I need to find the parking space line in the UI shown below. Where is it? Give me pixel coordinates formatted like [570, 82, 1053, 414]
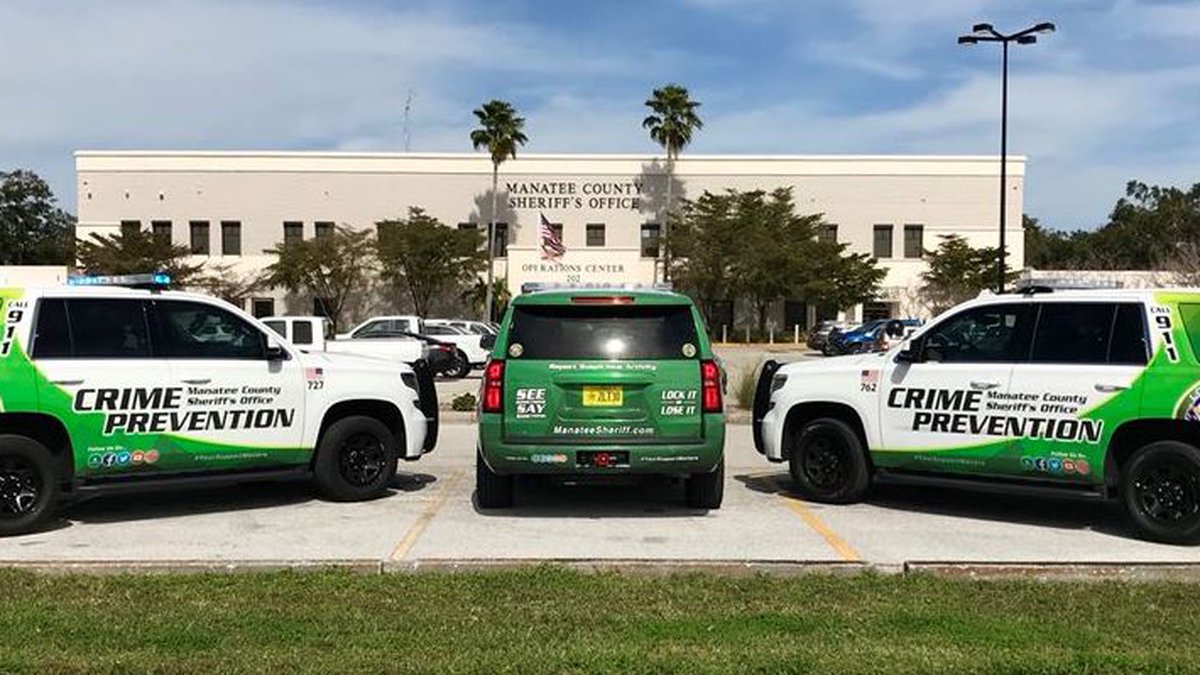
[779, 495, 862, 562]
[389, 469, 464, 562]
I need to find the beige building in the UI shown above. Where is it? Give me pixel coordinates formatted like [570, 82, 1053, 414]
[74, 151, 1025, 326]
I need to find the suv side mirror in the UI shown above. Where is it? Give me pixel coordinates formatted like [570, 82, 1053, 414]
[895, 337, 922, 364]
[266, 336, 288, 361]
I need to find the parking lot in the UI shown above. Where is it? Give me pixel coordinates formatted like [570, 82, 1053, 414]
[6, 421, 1200, 574]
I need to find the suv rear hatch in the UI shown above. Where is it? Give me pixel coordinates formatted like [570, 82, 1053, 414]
[502, 302, 705, 445]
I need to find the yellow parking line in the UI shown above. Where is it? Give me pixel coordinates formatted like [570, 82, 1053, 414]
[390, 469, 464, 562]
[780, 495, 862, 562]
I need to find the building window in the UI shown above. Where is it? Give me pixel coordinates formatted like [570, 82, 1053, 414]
[151, 220, 172, 244]
[251, 298, 275, 318]
[283, 221, 303, 244]
[640, 223, 661, 258]
[586, 223, 606, 247]
[873, 224, 893, 259]
[189, 221, 210, 255]
[904, 224, 924, 259]
[314, 221, 334, 240]
[120, 220, 141, 238]
[221, 221, 242, 256]
[818, 224, 838, 244]
[492, 223, 509, 258]
[457, 222, 478, 231]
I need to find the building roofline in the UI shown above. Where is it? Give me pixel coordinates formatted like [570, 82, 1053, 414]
[74, 150, 1028, 163]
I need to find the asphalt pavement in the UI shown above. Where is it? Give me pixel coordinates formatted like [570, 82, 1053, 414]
[6, 423, 1200, 576]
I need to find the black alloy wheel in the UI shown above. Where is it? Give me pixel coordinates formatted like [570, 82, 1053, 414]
[801, 430, 850, 490]
[788, 418, 870, 504]
[0, 456, 41, 520]
[1132, 459, 1200, 526]
[337, 432, 387, 488]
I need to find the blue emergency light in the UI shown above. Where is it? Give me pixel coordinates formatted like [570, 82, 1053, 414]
[67, 273, 173, 289]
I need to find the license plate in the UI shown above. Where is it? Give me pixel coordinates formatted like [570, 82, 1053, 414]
[582, 386, 623, 407]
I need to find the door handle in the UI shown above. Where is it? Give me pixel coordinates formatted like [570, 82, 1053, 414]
[181, 378, 212, 385]
[52, 379, 84, 386]
[970, 381, 1000, 390]
[1095, 383, 1129, 393]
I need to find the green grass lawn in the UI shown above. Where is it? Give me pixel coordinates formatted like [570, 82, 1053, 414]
[0, 567, 1196, 673]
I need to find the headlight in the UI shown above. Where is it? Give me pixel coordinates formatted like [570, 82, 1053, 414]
[770, 373, 788, 393]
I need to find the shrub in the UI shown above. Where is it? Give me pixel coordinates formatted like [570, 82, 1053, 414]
[451, 392, 477, 411]
[734, 366, 759, 409]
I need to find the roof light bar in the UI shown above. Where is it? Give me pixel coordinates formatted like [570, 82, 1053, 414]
[67, 273, 173, 288]
[520, 282, 673, 294]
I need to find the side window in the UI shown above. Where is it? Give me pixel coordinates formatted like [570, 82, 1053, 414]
[263, 320, 287, 340]
[153, 301, 266, 359]
[292, 321, 314, 345]
[31, 298, 72, 358]
[353, 320, 388, 338]
[921, 303, 1034, 363]
[66, 300, 151, 359]
[1030, 303, 1115, 365]
[1109, 303, 1149, 365]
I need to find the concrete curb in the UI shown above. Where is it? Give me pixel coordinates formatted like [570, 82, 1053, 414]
[8, 558, 1200, 580]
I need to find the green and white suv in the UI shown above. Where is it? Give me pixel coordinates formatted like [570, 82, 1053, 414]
[0, 279, 438, 535]
[755, 288, 1200, 544]
[477, 285, 726, 509]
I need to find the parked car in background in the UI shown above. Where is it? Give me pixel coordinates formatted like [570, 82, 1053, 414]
[421, 323, 494, 369]
[427, 318, 497, 336]
[262, 316, 429, 364]
[806, 320, 848, 352]
[337, 315, 423, 340]
[370, 330, 470, 379]
[823, 319, 922, 355]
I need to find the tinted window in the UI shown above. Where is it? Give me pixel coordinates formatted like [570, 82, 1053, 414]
[32, 299, 71, 358]
[263, 320, 287, 339]
[509, 304, 700, 360]
[1110, 303, 1149, 365]
[293, 321, 314, 345]
[67, 300, 151, 358]
[153, 301, 265, 359]
[922, 303, 1034, 363]
[354, 320, 390, 337]
[1031, 303, 1114, 365]
[425, 325, 455, 336]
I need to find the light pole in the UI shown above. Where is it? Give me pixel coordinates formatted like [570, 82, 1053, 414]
[959, 21, 1054, 293]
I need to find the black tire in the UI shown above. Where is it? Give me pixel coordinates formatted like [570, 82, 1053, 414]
[788, 418, 870, 504]
[476, 450, 513, 508]
[0, 435, 60, 537]
[450, 351, 471, 379]
[313, 416, 398, 501]
[685, 457, 725, 509]
[1121, 441, 1200, 545]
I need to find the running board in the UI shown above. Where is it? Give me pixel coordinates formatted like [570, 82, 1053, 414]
[874, 469, 1108, 500]
[73, 467, 310, 494]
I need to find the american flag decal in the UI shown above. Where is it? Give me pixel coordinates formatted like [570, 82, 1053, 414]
[861, 369, 878, 385]
[305, 367, 324, 381]
[539, 212, 566, 260]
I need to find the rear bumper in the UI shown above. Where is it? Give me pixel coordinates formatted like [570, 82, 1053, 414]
[478, 415, 725, 475]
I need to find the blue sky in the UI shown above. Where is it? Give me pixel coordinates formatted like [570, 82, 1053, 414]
[2, 0, 1198, 229]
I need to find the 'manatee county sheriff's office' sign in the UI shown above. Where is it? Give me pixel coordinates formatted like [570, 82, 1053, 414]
[507, 180, 646, 211]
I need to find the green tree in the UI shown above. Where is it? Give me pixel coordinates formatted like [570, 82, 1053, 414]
[470, 100, 528, 322]
[0, 170, 75, 265]
[261, 225, 374, 332]
[192, 262, 268, 308]
[920, 234, 1016, 313]
[376, 207, 487, 318]
[643, 84, 703, 279]
[75, 228, 203, 284]
[668, 187, 883, 332]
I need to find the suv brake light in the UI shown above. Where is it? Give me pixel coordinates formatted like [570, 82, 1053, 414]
[571, 296, 635, 305]
[482, 359, 505, 413]
[701, 360, 722, 413]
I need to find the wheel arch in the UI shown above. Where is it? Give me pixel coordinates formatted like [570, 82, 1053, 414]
[782, 401, 871, 466]
[0, 413, 74, 487]
[316, 400, 406, 465]
[1105, 418, 1200, 493]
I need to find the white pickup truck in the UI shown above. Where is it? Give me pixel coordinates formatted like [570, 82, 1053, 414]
[262, 316, 429, 365]
[341, 315, 493, 369]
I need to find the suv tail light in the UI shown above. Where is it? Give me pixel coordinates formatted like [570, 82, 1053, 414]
[701, 360, 723, 413]
[482, 359, 505, 413]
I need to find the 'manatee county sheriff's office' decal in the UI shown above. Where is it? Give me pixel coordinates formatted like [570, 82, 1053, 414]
[887, 387, 1104, 444]
[73, 386, 296, 435]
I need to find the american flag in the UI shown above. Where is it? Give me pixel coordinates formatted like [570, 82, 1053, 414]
[539, 212, 566, 260]
[305, 367, 324, 381]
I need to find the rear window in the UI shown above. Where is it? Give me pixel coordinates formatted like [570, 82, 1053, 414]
[508, 304, 699, 360]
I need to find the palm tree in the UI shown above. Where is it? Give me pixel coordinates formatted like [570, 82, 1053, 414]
[470, 99, 528, 321]
[643, 84, 703, 282]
